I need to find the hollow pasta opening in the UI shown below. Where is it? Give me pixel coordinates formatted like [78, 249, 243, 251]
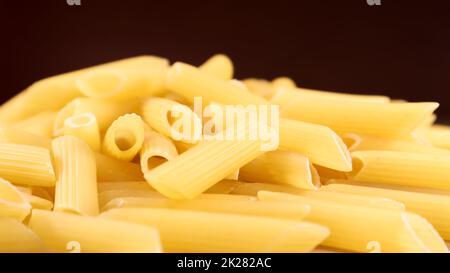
[114, 130, 136, 151]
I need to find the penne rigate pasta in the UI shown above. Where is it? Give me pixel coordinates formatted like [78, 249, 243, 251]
[279, 118, 352, 171]
[258, 191, 448, 253]
[101, 194, 311, 221]
[52, 136, 98, 216]
[199, 54, 233, 80]
[145, 123, 266, 199]
[54, 97, 140, 136]
[140, 130, 178, 173]
[0, 218, 45, 253]
[0, 178, 31, 221]
[141, 97, 201, 144]
[102, 113, 145, 161]
[349, 150, 450, 191]
[29, 209, 162, 253]
[101, 208, 329, 253]
[166, 62, 269, 105]
[341, 133, 450, 155]
[239, 151, 320, 190]
[75, 58, 168, 100]
[0, 56, 167, 124]
[0, 143, 55, 186]
[230, 182, 405, 211]
[63, 113, 101, 152]
[273, 88, 438, 138]
[321, 183, 450, 240]
[15, 111, 56, 138]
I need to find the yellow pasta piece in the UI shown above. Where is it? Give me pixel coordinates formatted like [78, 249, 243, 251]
[275, 86, 390, 103]
[75, 58, 168, 100]
[419, 125, 450, 150]
[0, 178, 31, 221]
[349, 150, 450, 191]
[63, 113, 101, 152]
[0, 218, 45, 253]
[225, 169, 240, 180]
[341, 133, 450, 155]
[141, 98, 201, 144]
[166, 62, 269, 105]
[0, 126, 51, 149]
[0, 56, 167, 123]
[242, 78, 275, 99]
[279, 118, 352, 171]
[314, 165, 348, 182]
[97, 181, 153, 192]
[272, 77, 296, 89]
[140, 130, 178, 173]
[52, 136, 98, 216]
[230, 182, 405, 211]
[321, 183, 450, 240]
[145, 124, 266, 199]
[98, 189, 159, 208]
[23, 193, 54, 210]
[101, 195, 311, 221]
[273, 88, 438, 138]
[95, 153, 144, 181]
[29, 209, 161, 253]
[102, 114, 145, 161]
[54, 97, 140, 136]
[15, 111, 56, 137]
[258, 191, 448, 253]
[239, 150, 320, 190]
[203, 179, 244, 194]
[0, 143, 55, 186]
[198, 54, 233, 80]
[101, 208, 329, 253]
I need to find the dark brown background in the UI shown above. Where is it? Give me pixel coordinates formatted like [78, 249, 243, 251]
[1, 0, 449, 121]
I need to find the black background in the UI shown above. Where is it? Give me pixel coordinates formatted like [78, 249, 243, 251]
[1, 0, 449, 121]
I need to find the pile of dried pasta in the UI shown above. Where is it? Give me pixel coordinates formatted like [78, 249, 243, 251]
[0, 54, 449, 253]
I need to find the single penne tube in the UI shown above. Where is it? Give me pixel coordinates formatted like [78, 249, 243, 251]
[349, 150, 450, 191]
[275, 86, 390, 103]
[141, 98, 201, 144]
[198, 54, 233, 80]
[230, 182, 405, 211]
[271, 77, 296, 89]
[321, 183, 450, 240]
[52, 136, 98, 216]
[273, 88, 438, 138]
[63, 113, 101, 152]
[0, 56, 167, 123]
[140, 130, 178, 173]
[0, 218, 45, 253]
[166, 62, 269, 105]
[102, 113, 145, 161]
[144, 123, 266, 199]
[239, 150, 320, 190]
[258, 191, 448, 253]
[341, 133, 450, 155]
[0, 143, 55, 186]
[95, 153, 144, 181]
[0, 178, 31, 221]
[29, 209, 162, 253]
[15, 111, 56, 138]
[242, 78, 275, 99]
[75, 57, 169, 100]
[279, 118, 352, 171]
[101, 195, 310, 221]
[0, 126, 52, 149]
[53, 97, 140, 136]
[101, 208, 329, 253]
